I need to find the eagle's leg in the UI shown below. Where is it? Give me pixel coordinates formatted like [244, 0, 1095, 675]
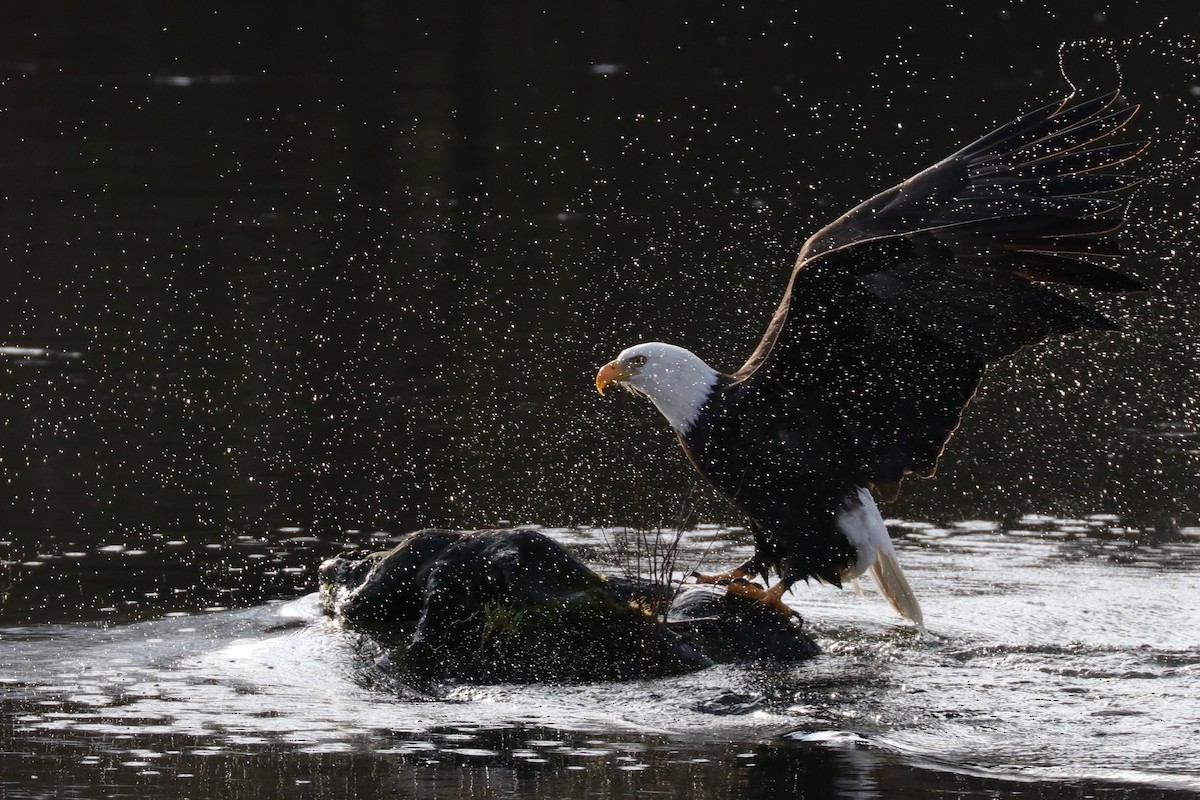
[723, 578, 800, 620]
[688, 565, 753, 585]
[689, 554, 766, 586]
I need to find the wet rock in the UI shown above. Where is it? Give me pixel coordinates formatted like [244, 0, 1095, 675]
[663, 583, 822, 663]
[319, 528, 819, 687]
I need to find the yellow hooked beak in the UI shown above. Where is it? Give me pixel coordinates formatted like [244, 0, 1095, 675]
[595, 359, 634, 396]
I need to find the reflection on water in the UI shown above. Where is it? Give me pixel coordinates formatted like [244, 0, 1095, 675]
[3, 520, 1199, 798]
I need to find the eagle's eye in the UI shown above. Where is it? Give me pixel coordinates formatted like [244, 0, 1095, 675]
[628, 355, 647, 369]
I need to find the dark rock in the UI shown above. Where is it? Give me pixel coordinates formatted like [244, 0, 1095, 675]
[663, 583, 822, 663]
[319, 528, 819, 686]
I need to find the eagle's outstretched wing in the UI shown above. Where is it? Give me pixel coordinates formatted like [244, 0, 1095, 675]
[733, 91, 1147, 500]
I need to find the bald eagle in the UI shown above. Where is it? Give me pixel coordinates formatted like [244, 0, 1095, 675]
[596, 91, 1146, 627]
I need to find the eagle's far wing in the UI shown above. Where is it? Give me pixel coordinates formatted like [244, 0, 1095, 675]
[732, 91, 1147, 500]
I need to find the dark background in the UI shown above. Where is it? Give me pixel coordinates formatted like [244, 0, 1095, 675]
[1, 3, 1198, 620]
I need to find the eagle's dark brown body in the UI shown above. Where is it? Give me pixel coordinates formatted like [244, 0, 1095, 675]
[599, 91, 1147, 607]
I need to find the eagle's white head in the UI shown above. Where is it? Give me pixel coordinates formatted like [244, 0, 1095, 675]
[595, 342, 719, 435]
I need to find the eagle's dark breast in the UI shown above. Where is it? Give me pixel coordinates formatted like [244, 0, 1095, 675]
[678, 377, 861, 586]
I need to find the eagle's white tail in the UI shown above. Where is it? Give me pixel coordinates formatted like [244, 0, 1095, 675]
[838, 487, 925, 630]
[868, 543, 924, 629]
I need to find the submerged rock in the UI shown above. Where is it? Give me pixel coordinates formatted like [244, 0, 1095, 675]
[319, 528, 818, 686]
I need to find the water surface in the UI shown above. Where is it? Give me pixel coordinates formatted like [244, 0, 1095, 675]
[4, 517, 1199, 798]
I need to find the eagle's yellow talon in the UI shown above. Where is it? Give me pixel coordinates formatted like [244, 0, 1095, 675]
[722, 579, 799, 620]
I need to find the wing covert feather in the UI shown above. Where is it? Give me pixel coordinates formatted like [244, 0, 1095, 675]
[731, 92, 1145, 498]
